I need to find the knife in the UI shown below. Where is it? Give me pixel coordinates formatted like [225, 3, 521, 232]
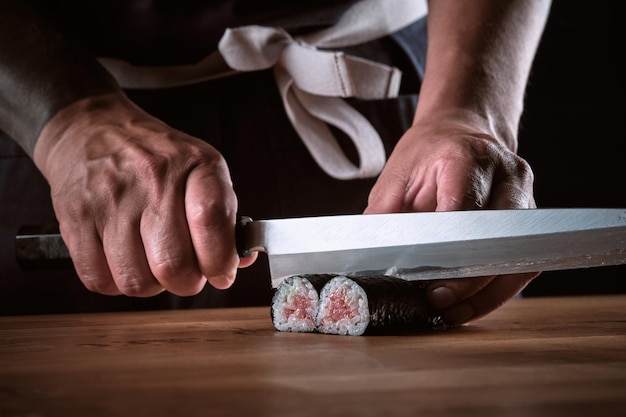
[16, 208, 626, 288]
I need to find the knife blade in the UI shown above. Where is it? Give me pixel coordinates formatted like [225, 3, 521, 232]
[16, 208, 626, 288]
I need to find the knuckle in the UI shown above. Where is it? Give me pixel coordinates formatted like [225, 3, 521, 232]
[150, 252, 206, 296]
[76, 267, 119, 295]
[151, 253, 188, 281]
[502, 150, 535, 184]
[109, 260, 161, 297]
[187, 197, 233, 228]
[65, 242, 119, 295]
[116, 278, 152, 297]
[516, 159, 535, 185]
[151, 255, 185, 280]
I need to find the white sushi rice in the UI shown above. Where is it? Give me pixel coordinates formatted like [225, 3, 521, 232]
[316, 276, 370, 336]
[271, 276, 320, 332]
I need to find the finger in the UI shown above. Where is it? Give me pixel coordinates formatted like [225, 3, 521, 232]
[484, 151, 536, 209]
[365, 166, 439, 213]
[61, 222, 121, 296]
[488, 172, 536, 209]
[104, 220, 164, 297]
[141, 191, 207, 296]
[427, 276, 496, 310]
[435, 162, 494, 212]
[409, 174, 438, 212]
[489, 185, 536, 209]
[185, 165, 239, 290]
[238, 252, 258, 269]
[440, 272, 539, 325]
[489, 182, 537, 209]
[365, 170, 412, 214]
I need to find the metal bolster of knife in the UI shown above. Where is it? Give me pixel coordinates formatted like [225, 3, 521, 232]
[236, 216, 266, 258]
[236, 216, 254, 258]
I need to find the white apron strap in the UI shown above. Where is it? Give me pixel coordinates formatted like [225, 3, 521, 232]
[98, 0, 428, 180]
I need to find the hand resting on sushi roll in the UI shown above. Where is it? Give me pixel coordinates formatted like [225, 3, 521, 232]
[365, 0, 549, 325]
[365, 116, 540, 326]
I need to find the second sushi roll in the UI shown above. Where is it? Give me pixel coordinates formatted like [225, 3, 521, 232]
[315, 275, 446, 336]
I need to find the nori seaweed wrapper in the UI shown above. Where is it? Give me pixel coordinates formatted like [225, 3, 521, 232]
[339, 275, 447, 335]
[296, 274, 337, 293]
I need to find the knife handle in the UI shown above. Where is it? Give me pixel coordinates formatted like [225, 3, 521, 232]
[16, 217, 254, 270]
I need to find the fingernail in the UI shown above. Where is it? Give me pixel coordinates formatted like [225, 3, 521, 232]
[208, 274, 236, 290]
[428, 286, 457, 310]
[443, 303, 475, 325]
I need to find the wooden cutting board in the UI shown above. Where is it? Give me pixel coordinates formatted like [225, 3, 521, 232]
[1, 294, 625, 416]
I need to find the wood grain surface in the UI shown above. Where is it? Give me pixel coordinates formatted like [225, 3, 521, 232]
[1, 295, 625, 417]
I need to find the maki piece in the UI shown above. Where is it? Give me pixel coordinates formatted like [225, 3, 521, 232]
[271, 274, 335, 332]
[315, 275, 445, 336]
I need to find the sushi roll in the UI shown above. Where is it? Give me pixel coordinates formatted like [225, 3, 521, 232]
[315, 275, 445, 336]
[271, 274, 335, 333]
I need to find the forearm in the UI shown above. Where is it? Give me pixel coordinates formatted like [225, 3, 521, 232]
[416, 0, 551, 151]
[0, 0, 121, 157]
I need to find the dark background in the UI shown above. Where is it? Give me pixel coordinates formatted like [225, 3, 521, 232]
[519, 1, 626, 295]
[1, 1, 624, 315]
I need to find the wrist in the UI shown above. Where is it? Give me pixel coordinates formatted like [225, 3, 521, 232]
[33, 92, 137, 176]
[412, 105, 520, 153]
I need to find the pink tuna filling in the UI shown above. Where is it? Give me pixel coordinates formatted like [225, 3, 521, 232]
[283, 294, 313, 322]
[323, 290, 357, 323]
